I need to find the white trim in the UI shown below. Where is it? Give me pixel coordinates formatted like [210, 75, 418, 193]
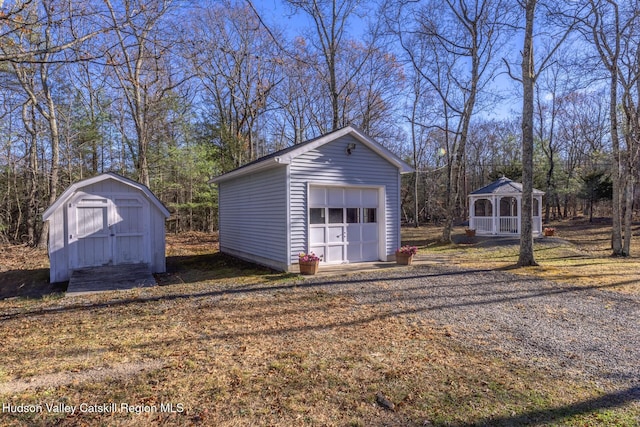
[279, 127, 413, 173]
[208, 157, 284, 184]
[307, 183, 386, 264]
[469, 192, 544, 236]
[376, 184, 388, 262]
[210, 126, 414, 184]
[67, 191, 152, 269]
[285, 164, 292, 269]
[43, 172, 169, 221]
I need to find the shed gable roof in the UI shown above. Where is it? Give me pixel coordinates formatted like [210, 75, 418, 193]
[209, 126, 413, 184]
[43, 172, 170, 221]
[470, 177, 544, 196]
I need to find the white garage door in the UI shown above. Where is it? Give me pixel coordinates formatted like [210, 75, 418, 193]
[308, 186, 380, 263]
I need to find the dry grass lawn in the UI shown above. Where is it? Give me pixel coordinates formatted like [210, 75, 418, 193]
[406, 218, 640, 295]
[0, 222, 638, 426]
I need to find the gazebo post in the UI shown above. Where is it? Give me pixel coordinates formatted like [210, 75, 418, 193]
[517, 195, 522, 235]
[468, 195, 474, 230]
[492, 195, 497, 235]
[536, 194, 542, 235]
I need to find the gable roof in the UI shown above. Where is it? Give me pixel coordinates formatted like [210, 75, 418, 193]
[470, 177, 544, 196]
[209, 126, 414, 184]
[43, 172, 170, 221]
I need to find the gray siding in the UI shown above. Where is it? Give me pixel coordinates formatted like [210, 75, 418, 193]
[49, 207, 68, 283]
[47, 176, 167, 282]
[149, 204, 166, 274]
[218, 166, 288, 269]
[85, 179, 166, 273]
[289, 134, 400, 264]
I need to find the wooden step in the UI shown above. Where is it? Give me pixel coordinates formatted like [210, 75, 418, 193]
[66, 263, 156, 296]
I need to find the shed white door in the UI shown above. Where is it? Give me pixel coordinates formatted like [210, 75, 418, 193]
[71, 198, 111, 268]
[309, 186, 380, 263]
[69, 195, 148, 269]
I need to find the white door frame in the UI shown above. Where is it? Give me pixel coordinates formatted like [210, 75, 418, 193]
[307, 183, 386, 264]
[68, 191, 150, 269]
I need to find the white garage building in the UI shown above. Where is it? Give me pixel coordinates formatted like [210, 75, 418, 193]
[210, 126, 414, 271]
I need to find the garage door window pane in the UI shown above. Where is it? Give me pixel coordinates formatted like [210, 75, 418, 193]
[363, 208, 376, 223]
[329, 208, 344, 223]
[310, 208, 325, 224]
[346, 208, 359, 223]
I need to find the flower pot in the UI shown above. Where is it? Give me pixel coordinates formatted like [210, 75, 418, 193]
[299, 260, 319, 275]
[465, 229, 476, 237]
[544, 229, 555, 237]
[395, 252, 413, 265]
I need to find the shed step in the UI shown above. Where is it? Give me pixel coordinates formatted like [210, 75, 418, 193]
[66, 263, 156, 296]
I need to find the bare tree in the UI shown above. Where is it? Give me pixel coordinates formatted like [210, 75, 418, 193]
[517, 0, 538, 266]
[0, 0, 106, 64]
[507, 0, 580, 266]
[0, 0, 73, 247]
[284, 0, 377, 131]
[103, 0, 180, 187]
[556, 90, 609, 218]
[391, 0, 509, 242]
[617, 2, 640, 255]
[186, 1, 282, 165]
[534, 56, 585, 222]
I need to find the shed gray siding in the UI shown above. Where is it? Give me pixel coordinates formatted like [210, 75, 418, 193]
[48, 207, 68, 283]
[289, 134, 400, 265]
[218, 166, 288, 270]
[44, 174, 168, 283]
[80, 180, 166, 274]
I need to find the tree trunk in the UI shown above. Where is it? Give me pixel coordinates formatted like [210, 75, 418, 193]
[610, 69, 624, 255]
[518, 0, 538, 267]
[411, 83, 420, 227]
[623, 177, 633, 255]
[23, 102, 39, 246]
[37, 60, 60, 249]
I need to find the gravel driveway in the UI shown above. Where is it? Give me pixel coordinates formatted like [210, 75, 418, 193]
[301, 264, 640, 392]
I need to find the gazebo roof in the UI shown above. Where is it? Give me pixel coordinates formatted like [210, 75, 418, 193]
[470, 177, 544, 196]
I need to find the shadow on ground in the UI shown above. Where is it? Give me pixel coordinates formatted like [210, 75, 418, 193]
[0, 252, 290, 300]
[451, 385, 640, 427]
[157, 252, 293, 286]
[0, 268, 66, 300]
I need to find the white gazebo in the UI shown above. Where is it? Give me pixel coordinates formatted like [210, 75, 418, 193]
[468, 177, 544, 236]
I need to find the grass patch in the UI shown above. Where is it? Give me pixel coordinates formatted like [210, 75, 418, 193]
[1, 285, 637, 426]
[0, 225, 638, 425]
[409, 220, 640, 295]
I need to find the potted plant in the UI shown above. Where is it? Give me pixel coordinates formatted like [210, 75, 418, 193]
[395, 245, 418, 265]
[299, 252, 320, 275]
[465, 228, 476, 237]
[543, 227, 556, 237]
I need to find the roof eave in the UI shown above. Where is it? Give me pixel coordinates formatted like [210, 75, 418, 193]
[208, 157, 288, 184]
[209, 126, 414, 182]
[43, 172, 170, 221]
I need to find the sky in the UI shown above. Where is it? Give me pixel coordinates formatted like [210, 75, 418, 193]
[247, 0, 523, 120]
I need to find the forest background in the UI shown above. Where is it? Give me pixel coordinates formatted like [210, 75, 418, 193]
[0, 0, 638, 257]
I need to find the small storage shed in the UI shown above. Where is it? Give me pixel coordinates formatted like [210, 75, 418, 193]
[209, 126, 414, 271]
[43, 172, 170, 283]
[468, 176, 544, 236]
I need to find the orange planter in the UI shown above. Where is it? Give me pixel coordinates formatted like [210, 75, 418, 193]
[299, 260, 319, 275]
[395, 252, 413, 265]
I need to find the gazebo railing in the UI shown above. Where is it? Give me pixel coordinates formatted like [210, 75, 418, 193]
[474, 217, 493, 234]
[499, 217, 518, 234]
[472, 215, 543, 235]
